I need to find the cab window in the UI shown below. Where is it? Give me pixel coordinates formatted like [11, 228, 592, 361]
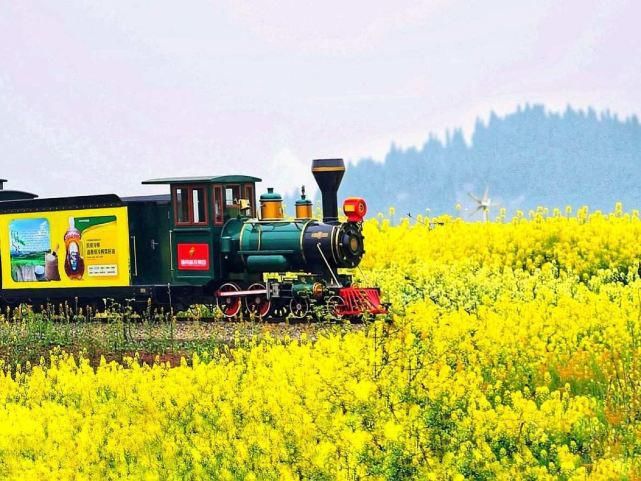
[225, 185, 241, 206]
[243, 183, 256, 217]
[172, 185, 208, 226]
[213, 185, 224, 225]
[192, 188, 206, 223]
[175, 188, 189, 223]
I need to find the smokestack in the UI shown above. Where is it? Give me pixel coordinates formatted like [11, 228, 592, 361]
[0, 179, 6, 191]
[312, 158, 345, 223]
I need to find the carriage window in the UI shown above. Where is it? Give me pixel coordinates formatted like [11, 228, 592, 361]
[175, 188, 189, 223]
[192, 188, 206, 224]
[213, 185, 224, 225]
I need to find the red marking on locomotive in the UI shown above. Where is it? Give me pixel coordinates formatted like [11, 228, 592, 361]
[177, 243, 210, 270]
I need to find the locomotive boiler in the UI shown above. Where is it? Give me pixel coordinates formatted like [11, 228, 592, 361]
[223, 160, 364, 275]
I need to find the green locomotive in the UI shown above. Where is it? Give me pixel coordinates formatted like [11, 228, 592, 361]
[0, 159, 385, 319]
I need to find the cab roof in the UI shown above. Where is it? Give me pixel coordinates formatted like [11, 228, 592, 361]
[142, 175, 261, 185]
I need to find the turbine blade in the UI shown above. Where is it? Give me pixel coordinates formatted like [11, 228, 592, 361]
[468, 206, 482, 218]
[467, 192, 481, 203]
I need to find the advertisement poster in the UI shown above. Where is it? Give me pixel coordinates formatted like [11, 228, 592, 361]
[1, 207, 130, 289]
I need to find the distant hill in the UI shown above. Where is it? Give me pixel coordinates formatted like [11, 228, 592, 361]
[335, 105, 641, 217]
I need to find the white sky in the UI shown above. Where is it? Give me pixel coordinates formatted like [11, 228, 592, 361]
[1, 0, 639, 198]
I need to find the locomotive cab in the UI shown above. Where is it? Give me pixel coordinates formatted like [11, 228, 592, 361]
[142, 175, 261, 288]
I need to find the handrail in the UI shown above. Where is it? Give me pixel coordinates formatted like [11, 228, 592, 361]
[316, 242, 341, 287]
[131, 235, 138, 276]
[169, 230, 174, 271]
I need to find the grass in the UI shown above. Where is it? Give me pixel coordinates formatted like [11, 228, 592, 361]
[0, 303, 360, 370]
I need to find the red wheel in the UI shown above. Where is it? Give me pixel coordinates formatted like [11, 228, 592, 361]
[245, 283, 271, 318]
[216, 283, 242, 318]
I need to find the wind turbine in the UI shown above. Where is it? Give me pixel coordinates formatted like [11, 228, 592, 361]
[467, 186, 500, 222]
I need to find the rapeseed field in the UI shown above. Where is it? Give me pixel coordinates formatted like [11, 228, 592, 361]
[1, 207, 641, 480]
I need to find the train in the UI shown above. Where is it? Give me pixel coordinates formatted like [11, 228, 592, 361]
[0, 159, 386, 319]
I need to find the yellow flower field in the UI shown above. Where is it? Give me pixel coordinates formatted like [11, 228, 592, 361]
[2, 207, 641, 480]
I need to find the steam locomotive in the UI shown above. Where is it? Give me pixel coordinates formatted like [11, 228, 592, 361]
[0, 159, 386, 319]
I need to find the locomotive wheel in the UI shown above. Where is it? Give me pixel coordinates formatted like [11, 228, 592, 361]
[289, 298, 309, 319]
[326, 295, 347, 319]
[245, 283, 271, 318]
[216, 283, 242, 319]
[271, 302, 289, 319]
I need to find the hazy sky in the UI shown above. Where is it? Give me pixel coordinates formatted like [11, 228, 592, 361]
[1, 1, 639, 198]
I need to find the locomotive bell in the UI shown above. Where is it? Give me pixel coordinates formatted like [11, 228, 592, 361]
[311, 158, 345, 224]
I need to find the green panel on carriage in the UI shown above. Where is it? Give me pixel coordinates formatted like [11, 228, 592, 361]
[125, 196, 171, 285]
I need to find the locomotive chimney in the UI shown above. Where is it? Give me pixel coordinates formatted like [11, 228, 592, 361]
[0, 179, 6, 191]
[311, 158, 345, 224]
